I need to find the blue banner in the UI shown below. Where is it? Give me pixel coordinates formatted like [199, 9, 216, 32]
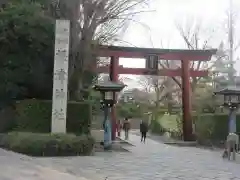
[103, 107, 112, 149]
[229, 109, 236, 133]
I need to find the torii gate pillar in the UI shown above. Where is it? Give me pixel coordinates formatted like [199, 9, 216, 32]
[110, 56, 119, 141]
[181, 60, 193, 141]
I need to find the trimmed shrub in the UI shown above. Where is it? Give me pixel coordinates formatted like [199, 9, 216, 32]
[116, 103, 144, 118]
[150, 119, 166, 135]
[14, 99, 92, 134]
[194, 114, 229, 142]
[152, 113, 237, 144]
[0, 132, 94, 156]
[0, 106, 16, 133]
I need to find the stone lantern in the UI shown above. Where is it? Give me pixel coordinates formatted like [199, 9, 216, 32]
[93, 81, 126, 149]
[214, 87, 240, 133]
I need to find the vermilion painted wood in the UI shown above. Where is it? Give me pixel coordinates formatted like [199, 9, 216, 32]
[97, 66, 208, 77]
[109, 56, 119, 141]
[96, 45, 217, 141]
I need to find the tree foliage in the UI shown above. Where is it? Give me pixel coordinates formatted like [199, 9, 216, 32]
[0, 1, 55, 107]
[138, 75, 179, 119]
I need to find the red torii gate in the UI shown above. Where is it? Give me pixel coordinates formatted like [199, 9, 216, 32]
[96, 45, 217, 141]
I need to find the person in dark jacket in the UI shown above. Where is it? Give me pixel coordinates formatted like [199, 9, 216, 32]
[140, 120, 148, 143]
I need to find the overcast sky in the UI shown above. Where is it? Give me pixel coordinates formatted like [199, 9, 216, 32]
[115, 0, 240, 89]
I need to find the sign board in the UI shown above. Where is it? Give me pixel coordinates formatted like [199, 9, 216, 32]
[229, 110, 236, 133]
[145, 54, 158, 70]
[51, 20, 70, 133]
[104, 108, 112, 149]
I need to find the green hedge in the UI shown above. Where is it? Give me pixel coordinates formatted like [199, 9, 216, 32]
[194, 114, 228, 141]
[0, 132, 94, 156]
[150, 119, 165, 135]
[116, 103, 144, 118]
[13, 99, 92, 134]
[193, 114, 240, 142]
[0, 106, 16, 133]
[151, 113, 240, 143]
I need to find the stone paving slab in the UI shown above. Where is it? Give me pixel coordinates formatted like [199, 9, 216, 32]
[35, 133, 240, 180]
[0, 148, 90, 180]
[2, 132, 240, 180]
[131, 130, 198, 146]
[1, 163, 89, 180]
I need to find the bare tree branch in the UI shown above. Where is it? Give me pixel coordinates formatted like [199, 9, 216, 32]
[63, 0, 151, 99]
[175, 19, 216, 93]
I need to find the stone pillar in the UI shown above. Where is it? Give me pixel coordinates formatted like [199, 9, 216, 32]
[51, 20, 70, 133]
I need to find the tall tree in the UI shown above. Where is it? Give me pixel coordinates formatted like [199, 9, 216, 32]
[174, 19, 216, 93]
[228, 0, 235, 83]
[0, 1, 55, 107]
[212, 0, 240, 88]
[7, 0, 150, 100]
[48, 0, 150, 100]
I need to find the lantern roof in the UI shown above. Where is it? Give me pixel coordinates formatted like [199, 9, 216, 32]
[214, 86, 240, 95]
[93, 81, 126, 92]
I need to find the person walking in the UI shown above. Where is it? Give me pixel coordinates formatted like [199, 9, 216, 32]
[117, 120, 122, 137]
[123, 118, 130, 140]
[140, 120, 148, 143]
[223, 132, 239, 161]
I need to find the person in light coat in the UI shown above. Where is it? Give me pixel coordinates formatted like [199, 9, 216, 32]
[223, 133, 239, 161]
[123, 118, 130, 140]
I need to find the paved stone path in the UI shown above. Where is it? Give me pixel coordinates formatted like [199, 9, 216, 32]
[0, 148, 89, 180]
[34, 133, 240, 180]
[1, 132, 240, 179]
